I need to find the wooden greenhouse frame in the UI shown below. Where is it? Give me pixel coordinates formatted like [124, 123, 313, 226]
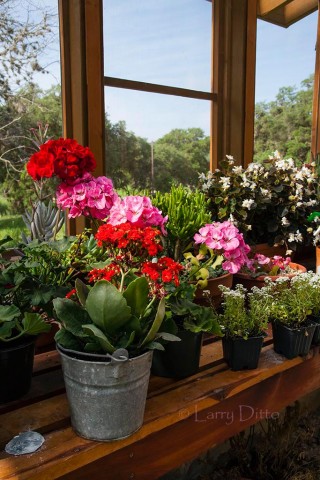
[2, 2, 320, 479]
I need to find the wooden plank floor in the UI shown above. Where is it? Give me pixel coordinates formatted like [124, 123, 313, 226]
[1, 333, 319, 480]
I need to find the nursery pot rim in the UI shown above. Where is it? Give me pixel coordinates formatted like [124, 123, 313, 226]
[234, 262, 306, 282]
[272, 319, 316, 332]
[0, 335, 36, 352]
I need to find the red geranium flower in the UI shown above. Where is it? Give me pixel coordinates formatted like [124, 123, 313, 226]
[26, 138, 96, 183]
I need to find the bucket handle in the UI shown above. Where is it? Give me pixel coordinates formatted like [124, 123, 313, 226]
[57, 344, 129, 363]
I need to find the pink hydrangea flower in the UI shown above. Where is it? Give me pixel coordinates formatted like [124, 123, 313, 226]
[108, 195, 168, 234]
[194, 221, 251, 273]
[56, 174, 118, 219]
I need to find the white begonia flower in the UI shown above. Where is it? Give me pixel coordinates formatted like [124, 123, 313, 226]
[219, 176, 231, 191]
[246, 225, 252, 230]
[228, 214, 238, 226]
[296, 201, 303, 207]
[242, 199, 254, 210]
[295, 230, 303, 243]
[288, 233, 295, 243]
[313, 226, 320, 246]
[198, 172, 206, 181]
[226, 155, 234, 164]
[286, 249, 293, 256]
[281, 217, 290, 226]
[232, 165, 243, 174]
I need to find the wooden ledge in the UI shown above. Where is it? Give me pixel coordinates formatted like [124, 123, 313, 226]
[0, 338, 319, 480]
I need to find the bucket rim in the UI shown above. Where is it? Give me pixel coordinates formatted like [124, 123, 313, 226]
[56, 343, 152, 365]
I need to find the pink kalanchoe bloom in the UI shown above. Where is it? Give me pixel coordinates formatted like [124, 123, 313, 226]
[56, 174, 118, 219]
[108, 195, 168, 234]
[254, 253, 270, 265]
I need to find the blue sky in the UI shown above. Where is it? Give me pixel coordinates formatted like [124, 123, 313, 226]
[31, 1, 318, 141]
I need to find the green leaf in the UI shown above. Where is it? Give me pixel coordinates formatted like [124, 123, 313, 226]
[0, 320, 16, 340]
[155, 332, 181, 342]
[55, 328, 83, 351]
[85, 280, 131, 334]
[53, 297, 91, 338]
[0, 305, 21, 322]
[83, 324, 116, 354]
[123, 277, 149, 318]
[22, 312, 51, 335]
[75, 278, 89, 306]
[140, 297, 166, 347]
[147, 341, 165, 351]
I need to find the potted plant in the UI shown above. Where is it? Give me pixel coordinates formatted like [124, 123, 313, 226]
[184, 220, 251, 307]
[150, 280, 222, 379]
[214, 284, 271, 370]
[152, 184, 211, 261]
[0, 304, 50, 403]
[266, 273, 316, 359]
[54, 215, 183, 441]
[199, 152, 319, 253]
[233, 253, 307, 290]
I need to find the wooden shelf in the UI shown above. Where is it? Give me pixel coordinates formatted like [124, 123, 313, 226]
[0, 335, 319, 479]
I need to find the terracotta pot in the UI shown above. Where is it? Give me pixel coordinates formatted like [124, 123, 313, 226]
[250, 242, 286, 257]
[316, 246, 320, 274]
[233, 262, 307, 290]
[35, 323, 59, 353]
[194, 273, 233, 308]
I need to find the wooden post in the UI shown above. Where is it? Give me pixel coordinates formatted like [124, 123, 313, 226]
[211, 0, 257, 169]
[58, 0, 105, 234]
[311, 1, 320, 161]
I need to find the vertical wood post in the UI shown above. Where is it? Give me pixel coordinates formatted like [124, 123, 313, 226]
[211, 0, 257, 169]
[58, 0, 105, 234]
[311, 1, 320, 160]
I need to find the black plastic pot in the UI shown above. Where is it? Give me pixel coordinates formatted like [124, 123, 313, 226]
[272, 321, 316, 359]
[222, 335, 264, 371]
[311, 316, 320, 346]
[151, 330, 203, 379]
[0, 337, 35, 403]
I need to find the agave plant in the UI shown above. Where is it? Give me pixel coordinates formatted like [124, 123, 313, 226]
[22, 200, 64, 243]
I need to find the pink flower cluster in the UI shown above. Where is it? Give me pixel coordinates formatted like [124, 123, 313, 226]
[246, 254, 291, 273]
[56, 173, 118, 219]
[194, 221, 251, 274]
[108, 195, 168, 234]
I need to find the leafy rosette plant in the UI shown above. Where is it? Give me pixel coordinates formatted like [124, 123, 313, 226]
[184, 220, 251, 288]
[54, 277, 169, 356]
[0, 305, 50, 342]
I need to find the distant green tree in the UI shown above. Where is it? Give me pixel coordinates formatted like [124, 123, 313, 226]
[105, 118, 151, 190]
[153, 128, 210, 191]
[254, 74, 313, 164]
[0, 85, 62, 212]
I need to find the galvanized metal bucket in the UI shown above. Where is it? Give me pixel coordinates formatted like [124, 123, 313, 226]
[57, 345, 153, 441]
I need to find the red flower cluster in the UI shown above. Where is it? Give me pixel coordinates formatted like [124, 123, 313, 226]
[88, 264, 121, 283]
[95, 222, 163, 258]
[141, 257, 183, 287]
[27, 138, 96, 183]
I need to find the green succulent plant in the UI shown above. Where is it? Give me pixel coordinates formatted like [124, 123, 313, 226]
[152, 185, 211, 261]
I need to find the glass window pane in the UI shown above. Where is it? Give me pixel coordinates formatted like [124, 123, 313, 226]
[103, 0, 212, 92]
[105, 87, 210, 191]
[254, 13, 317, 163]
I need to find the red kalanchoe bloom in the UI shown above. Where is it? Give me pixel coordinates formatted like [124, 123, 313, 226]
[65, 288, 77, 299]
[26, 138, 96, 183]
[88, 264, 121, 283]
[142, 257, 183, 287]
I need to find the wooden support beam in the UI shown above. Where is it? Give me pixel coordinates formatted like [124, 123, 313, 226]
[58, 0, 105, 234]
[211, 0, 257, 169]
[258, 0, 317, 27]
[258, 0, 292, 16]
[311, 1, 320, 160]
